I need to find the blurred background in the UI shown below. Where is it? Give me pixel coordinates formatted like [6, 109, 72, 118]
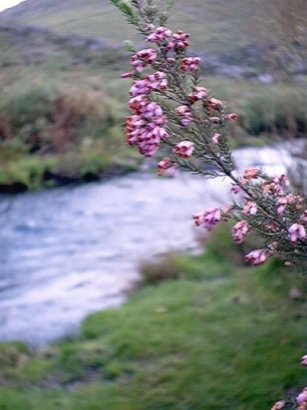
[0, 1, 306, 409]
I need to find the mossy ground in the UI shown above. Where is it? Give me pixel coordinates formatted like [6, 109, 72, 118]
[0, 226, 306, 409]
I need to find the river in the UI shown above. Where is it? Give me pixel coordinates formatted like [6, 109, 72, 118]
[0, 144, 294, 346]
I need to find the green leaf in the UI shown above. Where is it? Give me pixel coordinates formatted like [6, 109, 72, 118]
[166, 0, 175, 11]
[110, 0, 121, 8]
[112, 0, 139, 25]
[123, 40, 137, 53]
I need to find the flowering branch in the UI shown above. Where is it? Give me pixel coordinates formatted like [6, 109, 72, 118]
[112, 2, 307, 407]
[116, 0, 307, 271]
[114, 0, 307, 272]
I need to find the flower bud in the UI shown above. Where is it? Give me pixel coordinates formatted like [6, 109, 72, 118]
[173, 141, 194, 158]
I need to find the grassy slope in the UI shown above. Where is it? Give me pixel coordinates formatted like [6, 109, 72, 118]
[0, 27, 139, 191]
[0, 227, 306, 409]
[2, 0, 264, 56]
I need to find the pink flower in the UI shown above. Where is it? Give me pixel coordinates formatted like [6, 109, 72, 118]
[172, 30, 189, 51]
[146, 26, 172, 44]
[245, 249, 267, 266]
[130, 79, 150, 97]
[176, 105, 193, 127]
[276, 197, 287, 216]
[180, 57, 201, 73]
[288, 223, 306, 243]
[131, 48, 157, 72]
[243, 201, 257, 215]
[208, 98, 223, 110]
[263, 181, 284, 197]
[231, 184, 241, 194]
[188, 87, 207, 103]
[142, 102, 164, 122]
[300, 211, 307, 223]
[271, 400, 285, 410]
[125, 94, 168, 158]
[157, 158, 175, 176]
[297, 388, 307, 405]
[224, 113, 238, 121]
[193, 208, 221, 231]
[145, 71, 168, 92]
[232, 221, 249, 244]
[210, 116, 221, 124]
[274, 174, 290, 187]
[173, 141, 194, 158]
[266, 223, 279, 233]
[301, 355, 307, 367]
[128, 95, 149, 114]
[130, 72, 168, 97]
[125, 115, 165, 157]
[167, 57, 175, 65]
[211, 133, 221, 144]
[286, 193, 302, 205]
[242, 168, 260, 183]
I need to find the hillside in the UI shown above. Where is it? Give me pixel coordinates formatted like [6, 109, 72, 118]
[0, 0, 306, 192]
[0, 0, 264, 57]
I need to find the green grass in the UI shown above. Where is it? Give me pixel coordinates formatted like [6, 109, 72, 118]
[0, 226, 306, 409]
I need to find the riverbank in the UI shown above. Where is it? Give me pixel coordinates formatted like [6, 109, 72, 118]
[1, 226, 306, 409]
[0, 84, 142, 193]
[0, 144, 140, 193]
[0, 45, 306, 193]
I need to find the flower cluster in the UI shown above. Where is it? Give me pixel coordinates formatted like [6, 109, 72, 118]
[129, 71, 168, 97]
[194, 167, 307, 266]
[245, 249, 267, 266]
[123, 48, 169, 157]
[130, 48, 157, 72]
[289, 223, 306, 243]
[176, 105, 193, 127]
[125, 97, 168, 157]
[157, 157, 175, 176]
[173, 141, 194, 158]
[232, 221, 249, 244]
[147, 26, 189, 51]
[188, 87, 208, 103]
[193, 208, 221, 231]
[181, 57, 201, 73]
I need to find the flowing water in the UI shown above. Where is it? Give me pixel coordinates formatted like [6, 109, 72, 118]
[0, 145, 293, 346]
